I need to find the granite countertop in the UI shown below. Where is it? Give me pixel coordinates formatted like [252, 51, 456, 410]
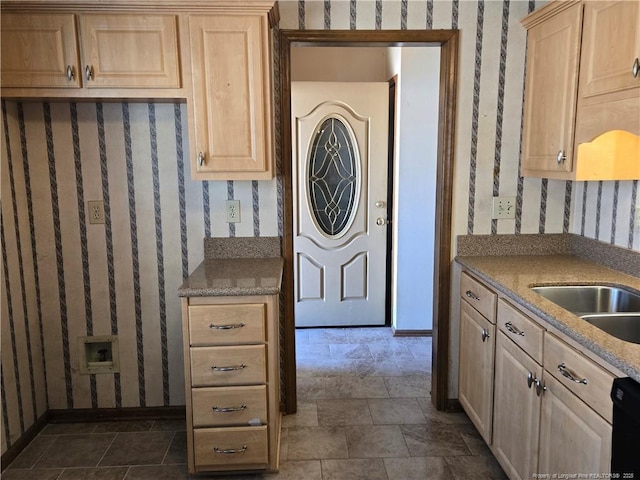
[178, 257, 284, 297]
[456, 254, 640, 382]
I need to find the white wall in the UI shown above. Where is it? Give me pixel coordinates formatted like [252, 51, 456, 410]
[392, 48, 441, 332]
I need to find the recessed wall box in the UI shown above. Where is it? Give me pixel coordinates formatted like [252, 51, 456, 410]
[78, 335, 120, 375]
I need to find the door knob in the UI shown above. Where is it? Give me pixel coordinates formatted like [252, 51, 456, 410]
[376, 217, 387, 226]
[375, 201, 386, 208]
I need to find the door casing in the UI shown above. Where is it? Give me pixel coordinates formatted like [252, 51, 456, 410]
[279, 29, 460, 413]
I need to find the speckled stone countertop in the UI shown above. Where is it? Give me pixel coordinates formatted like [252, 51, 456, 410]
[456, 254, 640, 382]
[178, 257, 283, 297]
[178, 237, 283, 297]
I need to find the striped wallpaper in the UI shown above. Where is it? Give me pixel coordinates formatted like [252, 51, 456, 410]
[1, 0, 638, 454]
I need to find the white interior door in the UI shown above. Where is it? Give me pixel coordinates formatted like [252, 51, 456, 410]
[292, 82, 389, 327]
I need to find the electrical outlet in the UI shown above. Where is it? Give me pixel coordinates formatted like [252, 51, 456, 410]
[88, 200, 105, 224]
[226, 200, 240, 223]
[492, 196, 516, 220]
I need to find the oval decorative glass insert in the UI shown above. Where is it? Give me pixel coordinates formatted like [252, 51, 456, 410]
[307, 117, 359, 236]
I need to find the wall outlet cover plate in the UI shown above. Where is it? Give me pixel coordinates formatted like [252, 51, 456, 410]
[492, 196, 516, 220]
[226, 200, 241, 223]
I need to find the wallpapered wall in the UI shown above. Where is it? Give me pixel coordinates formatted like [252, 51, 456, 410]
[2, 0, 638, 454]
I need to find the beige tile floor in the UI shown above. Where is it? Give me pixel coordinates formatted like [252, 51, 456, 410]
[3, 327, 507, 479]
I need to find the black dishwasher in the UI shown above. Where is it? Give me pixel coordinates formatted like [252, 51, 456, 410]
[611, 377, 640, 476]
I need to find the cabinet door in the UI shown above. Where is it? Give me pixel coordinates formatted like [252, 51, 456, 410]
[492, 331, 541, 480]
[1, 13, 80, 88]
[579, 1, 640, 98]
[538, 373, 612, 476]
[188, 15, 273, 180]
[78, 14, 180, 88]
[521, 3, 583, 178]
[458, 301, 495, 445]
[575, 1, 640, 145]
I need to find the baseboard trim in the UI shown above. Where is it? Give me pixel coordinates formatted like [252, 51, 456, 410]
[1, 410, 50, 472]
[48, 405, 186, 423]
[391, 328, 433, 337]
[446, 399, 463, 412]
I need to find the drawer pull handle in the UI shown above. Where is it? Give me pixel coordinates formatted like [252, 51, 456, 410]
[212, 405, 247, 413]
[481, 328, 490, 343]
[209, 322, 245, 330]
[505, 321, 525, 337]
[211, 364, 246, 372]
[465, 290, 480, 301]
[214, 445, 248, 454]
[557, 363, 588, 385]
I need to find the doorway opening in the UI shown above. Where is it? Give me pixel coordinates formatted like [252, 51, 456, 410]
[279, 30, 460, 414]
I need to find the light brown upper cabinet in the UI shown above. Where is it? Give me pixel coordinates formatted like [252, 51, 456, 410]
[187, 14, 274, 181]
[521, 2, 583, 179]
[78, 15, 181, 89]
[521, 1, 640, 180]
[1, 1, 278, 181]
[1, 13, 81, 88]
[574, 1, 640, 147]
[1, 12, 181, 96]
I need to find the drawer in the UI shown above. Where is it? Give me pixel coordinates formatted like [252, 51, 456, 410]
[544, 333, 615, 422]
[461, 272, 497, 322]
[192, 385, 267, 427]
[498, 299, 544, 363]
[191, 345, 266, 387]
[194, 425, 268, 469]
[189, 304, 265, 346]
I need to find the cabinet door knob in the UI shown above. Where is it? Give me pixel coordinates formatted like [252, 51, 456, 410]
[527, 372, 535, 389]
[481, 328, 490, 343]
[633, 58, 639, 78]
[556, 150, 566, 165]
[85, 65, 94, 81]
[535, 378, 546, 396]
[66, 65, 75, 81]
[197, 151, 205, 167]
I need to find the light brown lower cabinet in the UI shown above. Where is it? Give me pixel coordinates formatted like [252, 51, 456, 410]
[181, 295, 281, 474]
[537, 373, 612, 475]
[458, 270, 617, 480]
[458, 300, 496, 445]
[492, 331, 542, 480]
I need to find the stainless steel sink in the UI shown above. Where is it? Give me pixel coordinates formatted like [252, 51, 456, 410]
[531, 285, 640, 315]
[530, 284, 640, 343]
[580, 313, 640, 345]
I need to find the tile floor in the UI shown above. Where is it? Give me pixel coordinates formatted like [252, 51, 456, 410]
[3, 327, 507, 480]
